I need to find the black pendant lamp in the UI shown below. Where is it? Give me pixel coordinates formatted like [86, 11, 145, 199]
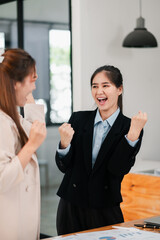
[122, 0, 158, 48]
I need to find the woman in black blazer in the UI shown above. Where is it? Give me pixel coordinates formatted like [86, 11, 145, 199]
[55, 65, 147, 235]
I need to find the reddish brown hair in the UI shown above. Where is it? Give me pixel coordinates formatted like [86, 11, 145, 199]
[0, 48, 36, 147]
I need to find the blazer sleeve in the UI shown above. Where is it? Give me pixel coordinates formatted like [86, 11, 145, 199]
[55, 112, 75, 173]
[0, 118, 24, 193]
[107, 129, 143, 176]
[0, 104, 45, 193]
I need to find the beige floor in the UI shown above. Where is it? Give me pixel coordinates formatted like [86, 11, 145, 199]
[40, 186, 60, 237]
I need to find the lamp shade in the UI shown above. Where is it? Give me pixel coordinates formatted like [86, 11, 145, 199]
[123, 17, 158, 48]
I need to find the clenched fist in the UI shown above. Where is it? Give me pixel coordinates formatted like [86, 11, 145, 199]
[28, 120, 47, 151]
[127, 111, 147, 141]
[59, 123, 75, 149]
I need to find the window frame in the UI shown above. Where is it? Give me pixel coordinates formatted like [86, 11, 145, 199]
[0, 0, 73, 126]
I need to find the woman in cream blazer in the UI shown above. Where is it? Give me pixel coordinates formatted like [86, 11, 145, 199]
[0, 49, 46, 240]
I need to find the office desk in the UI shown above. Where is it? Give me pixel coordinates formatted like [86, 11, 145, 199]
[43, 217, 160, 239]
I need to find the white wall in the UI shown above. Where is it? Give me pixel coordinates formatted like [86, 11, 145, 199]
[72, 0, 160, 162]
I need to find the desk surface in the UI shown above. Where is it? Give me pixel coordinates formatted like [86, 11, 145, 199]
[43, 217, 160, 239]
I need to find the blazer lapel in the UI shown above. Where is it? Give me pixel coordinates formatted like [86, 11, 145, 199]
[92, 112, 125, 174]
[83, 110, 97, 175]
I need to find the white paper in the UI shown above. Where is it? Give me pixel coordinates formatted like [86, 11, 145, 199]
[51, 227, 160, 240]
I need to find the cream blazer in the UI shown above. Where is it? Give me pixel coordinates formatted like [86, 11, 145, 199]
[0, 104, 45, 240]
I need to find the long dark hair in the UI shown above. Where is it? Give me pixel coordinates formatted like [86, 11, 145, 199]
[90, 65, 123, 111]
[0, 48, 36, 147]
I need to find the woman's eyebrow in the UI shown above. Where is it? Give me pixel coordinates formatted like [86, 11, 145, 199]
[92, 81, 110, 85]
[92, 83, 98, 85]
[102, 81, 110, 84]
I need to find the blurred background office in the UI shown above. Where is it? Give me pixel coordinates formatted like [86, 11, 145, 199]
[0, 0, 160, 237]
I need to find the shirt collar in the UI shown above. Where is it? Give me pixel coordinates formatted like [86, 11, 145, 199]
[94, 108, 120, 127]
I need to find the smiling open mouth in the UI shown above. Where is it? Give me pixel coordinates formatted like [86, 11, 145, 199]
[97, 97, 107, 104]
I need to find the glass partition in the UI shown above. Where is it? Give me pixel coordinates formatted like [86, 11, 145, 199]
[24, 0, 71, 125]
[23, 0, 71, 237]
[49, 29, 71, 123]
[0, 1, 17, 48]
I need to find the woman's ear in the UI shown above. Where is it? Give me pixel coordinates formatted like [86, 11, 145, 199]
[118, 85, 123, 95]
[14, 83, 17, 90]
[14, 81, 20, 90]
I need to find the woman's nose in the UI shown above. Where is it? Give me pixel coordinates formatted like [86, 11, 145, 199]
[97, 87, 103, 94]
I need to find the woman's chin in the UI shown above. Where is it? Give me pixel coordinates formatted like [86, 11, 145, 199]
[16, 101, 24, 107]
[18, 100, 26, 107]
[98, 104, 108, 111]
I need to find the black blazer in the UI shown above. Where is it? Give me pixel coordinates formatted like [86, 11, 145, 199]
[56, 110, 143, 209]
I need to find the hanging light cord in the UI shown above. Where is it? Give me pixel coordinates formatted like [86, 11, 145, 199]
[139, 0, 142, 17]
